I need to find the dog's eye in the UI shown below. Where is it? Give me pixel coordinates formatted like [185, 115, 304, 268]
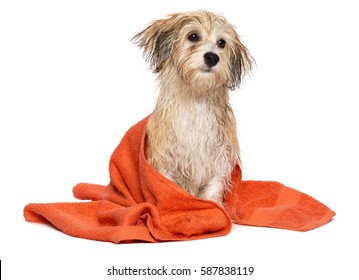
[188, 33, 199, 42]
[217, 39, 226, 48]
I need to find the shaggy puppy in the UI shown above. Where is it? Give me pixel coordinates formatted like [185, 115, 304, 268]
[132, 11, 252, 205]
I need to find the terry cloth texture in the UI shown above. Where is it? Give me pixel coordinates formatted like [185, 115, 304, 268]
[24, 116, 335, 243]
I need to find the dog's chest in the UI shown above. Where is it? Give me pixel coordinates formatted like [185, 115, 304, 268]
[166, 101, 233, 190]
[148, 98, 237, 192]
[173, 101, 226, 159]
[177, 100, 211, 128]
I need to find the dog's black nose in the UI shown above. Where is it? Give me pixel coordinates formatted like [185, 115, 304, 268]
[204, 52, 219, 67]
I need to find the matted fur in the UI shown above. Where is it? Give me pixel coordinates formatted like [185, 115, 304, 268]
[132, 11, 253, 205]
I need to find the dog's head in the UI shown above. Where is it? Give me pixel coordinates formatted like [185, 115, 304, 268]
[132, 11, 253, 93]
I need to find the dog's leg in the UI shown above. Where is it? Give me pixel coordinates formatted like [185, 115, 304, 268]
[158, 169, 198, 197]
[199, 175, 225, 206]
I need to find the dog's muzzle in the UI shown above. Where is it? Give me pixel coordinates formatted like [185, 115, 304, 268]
[204, 52, 219, 68]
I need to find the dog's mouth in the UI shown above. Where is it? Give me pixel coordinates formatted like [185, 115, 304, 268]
[200, 66, 214, 73]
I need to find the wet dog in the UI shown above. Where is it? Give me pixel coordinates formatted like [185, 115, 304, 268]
[132, 11, 252, 205]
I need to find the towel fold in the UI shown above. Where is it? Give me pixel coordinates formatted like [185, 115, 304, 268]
[24, 116, 335, 243]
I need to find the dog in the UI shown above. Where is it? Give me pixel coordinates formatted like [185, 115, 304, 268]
[132, 10, 253, 205]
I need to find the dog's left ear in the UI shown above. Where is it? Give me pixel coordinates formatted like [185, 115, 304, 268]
[132, 16, 177, 73]
[228, 35, 253, 90]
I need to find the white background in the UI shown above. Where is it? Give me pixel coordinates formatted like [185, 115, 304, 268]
[1, 0, 358, 279]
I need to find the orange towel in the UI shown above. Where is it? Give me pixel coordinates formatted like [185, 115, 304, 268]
[24, 116, 335, 243]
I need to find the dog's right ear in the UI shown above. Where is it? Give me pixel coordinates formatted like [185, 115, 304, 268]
[132, 16, 177, 73]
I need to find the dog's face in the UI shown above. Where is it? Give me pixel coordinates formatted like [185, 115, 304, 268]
[132, 11, 252, 94]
